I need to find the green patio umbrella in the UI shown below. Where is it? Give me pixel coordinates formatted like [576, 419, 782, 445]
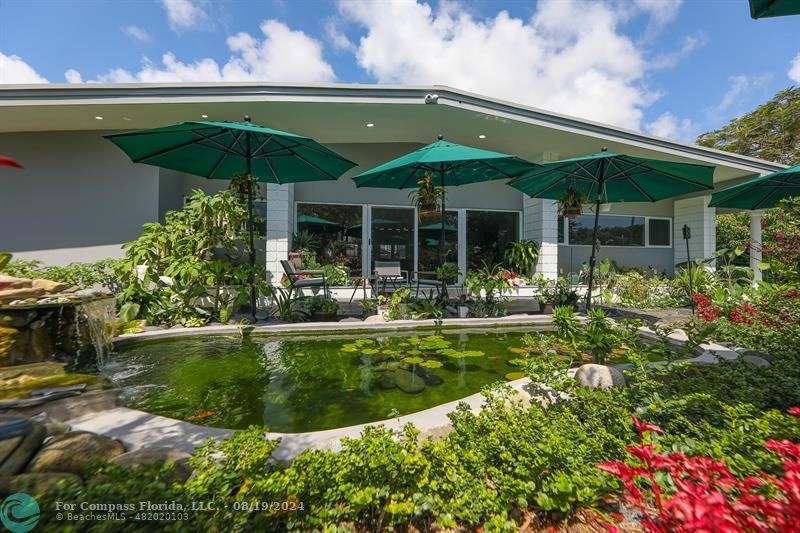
[709, 164, 800, 209]
[296, 214, 342, 232]
[106, 116, 357, 317]
[419, 222, 458, 232]
[749, 0, 800, 18]
[352, 135, 539, 270]
[509, 148, 715, 309]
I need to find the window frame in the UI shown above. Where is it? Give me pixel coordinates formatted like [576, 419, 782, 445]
[558, 213, 673, 249]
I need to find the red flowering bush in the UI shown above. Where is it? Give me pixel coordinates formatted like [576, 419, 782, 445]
[598, 412, 800, 532]
[692, 292, 721, 322]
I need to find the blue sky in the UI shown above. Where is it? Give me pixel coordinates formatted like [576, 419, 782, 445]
[1, 0, 798, 142]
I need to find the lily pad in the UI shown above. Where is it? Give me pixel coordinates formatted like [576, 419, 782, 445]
[361, 348, 380, 355]
[504, 372, 526, 381]
[403, 356, 424, 364]
[508, 347, 530, 355]
[419, 360, 443, 369]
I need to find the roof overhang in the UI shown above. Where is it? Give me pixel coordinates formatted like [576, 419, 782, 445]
[0, 82, 784, 184]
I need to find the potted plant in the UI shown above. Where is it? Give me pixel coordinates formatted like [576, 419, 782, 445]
[503, 240, 540, 278]
[360, 298, 378, 318]
[376, 295, 391, 319]
[436, 262, 460, 284]
[559, 186, 587, 219]
[307, 295, 339, 321]
[456, 294, 470, 318]
[534, 275, 557, 315]
[409, 173, 444, 223]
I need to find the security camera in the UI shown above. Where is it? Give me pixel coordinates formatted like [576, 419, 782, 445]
[424, 93, 439, 104]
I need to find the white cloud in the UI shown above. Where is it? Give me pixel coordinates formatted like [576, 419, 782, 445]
[650, 33, 706, 70]
[0, 52, 48, 83]
[337, 0, 669, 129]
[789, 52, 800, 83]
[64, 68, 83, 83]
[161, 0, 207, 31]
[84, 20, 334, 83]
[633, 0, 683, 28]
[325, 19, 356, 52]
[713, 74, 770, 115]
[645, 111, 699, 142]
[123, 25, 151, 42]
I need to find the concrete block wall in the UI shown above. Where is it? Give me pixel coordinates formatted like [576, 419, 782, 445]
[265, 183, 292, 284]
[673, 195, 716, 268]
[522, 198, 559, 279]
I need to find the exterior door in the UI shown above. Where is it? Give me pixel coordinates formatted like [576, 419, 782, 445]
[369, 206, 416, 275]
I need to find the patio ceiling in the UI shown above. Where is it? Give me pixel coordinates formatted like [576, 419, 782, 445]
[0, 82, 783, 185]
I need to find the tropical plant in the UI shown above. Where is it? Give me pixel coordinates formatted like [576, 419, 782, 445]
[583, 308, 616, 364]
[552, 305, 580, 346]
[558, 186, 587, 218]
[270, 286, 308, 322]
[409, 173, 444, 215]
[436, 262, 460, 282]
[307, 295, 339, 314]
[322, 263, 349, 286]
[503, 239, 540, 276]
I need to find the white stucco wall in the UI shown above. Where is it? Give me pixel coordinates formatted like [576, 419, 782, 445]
[1, 131, 159, 265]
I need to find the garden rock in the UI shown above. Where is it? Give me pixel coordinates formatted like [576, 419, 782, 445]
[363, 315, 385, 323]
[0, 472, 82, 496]
[0, 422, 46, 476]
[742, 355, 771, 368]
[27, 431, 125, 476]
[394, 368, 426, 393]
[575, 364, 626, 389]
[29, 412, 71, 436]
[376, 372, 396, 389]
[112, 447, 193, 482]
[31, 279, 68, 293]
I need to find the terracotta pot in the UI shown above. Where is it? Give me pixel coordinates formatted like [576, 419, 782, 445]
[539, 302, 554, 315]
[563, 206, 582, 219]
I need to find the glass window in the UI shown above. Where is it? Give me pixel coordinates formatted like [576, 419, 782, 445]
[296, 203, 363, 275]
[648, 218, 671, 246]
[417, 210, 458, 278]
[370, 207, 415, 274]
[568, 215, 645, 246]
[466, 210, 519, 269]
[557, 216, 565, 244]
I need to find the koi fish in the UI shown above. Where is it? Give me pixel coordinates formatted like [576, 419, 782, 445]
[188, 410, 215, 421]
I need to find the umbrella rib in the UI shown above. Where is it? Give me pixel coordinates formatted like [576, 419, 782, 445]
[263, 157, 282, 185]
[192, 130, 247, 157]
[268, 136, 356, 165]
[478, 159, 517, 180]
[108, 124, 221, 138]
[609, 162, 714, 190]
[398, 165, 422, 189]
[521, 177, 568, 198]
[207, 129, 246, 178]
[133, 130, 233, 163]
[752, 172, 796, 210]
[270, 137, 341, 180]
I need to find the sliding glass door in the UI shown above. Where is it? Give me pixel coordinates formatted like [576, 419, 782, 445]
[370, 207, 415, 275]
[417, 210, 458, 279]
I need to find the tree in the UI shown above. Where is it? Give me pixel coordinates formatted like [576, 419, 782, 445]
[697, 86, 799, 165]
[697, 86, 800, 279]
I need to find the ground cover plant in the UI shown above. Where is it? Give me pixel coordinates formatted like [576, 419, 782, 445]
[30, 303, 800, 531]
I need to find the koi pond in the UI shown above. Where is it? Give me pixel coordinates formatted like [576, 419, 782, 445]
[105, 327, 558, 433]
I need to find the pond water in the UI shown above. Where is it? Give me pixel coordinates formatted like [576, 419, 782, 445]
[104, 327, 544, 433]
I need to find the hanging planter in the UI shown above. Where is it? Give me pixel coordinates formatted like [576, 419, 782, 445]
[410, 173, 444, 221]
[559, 186, 587, 219]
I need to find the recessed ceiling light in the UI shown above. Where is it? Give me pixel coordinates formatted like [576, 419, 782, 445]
[94, 116, 103, 120]
[478, 134, 486, 139]
[122, 117, 132, 121]
[366, 123, 374, 127]
[201, 114, 208, 118]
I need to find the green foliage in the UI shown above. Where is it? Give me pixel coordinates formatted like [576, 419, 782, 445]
[558, 186, 587, 218]
[322, 263, 349, 286]
[464, 261, 511, 317]
[583, 309, 616, 364]
[2, 258, 125, 292]
[270, 286, 309, 322]
[609, 271, 685, 308]
[697, 86, 799, 166]
[436, 261, 460, 282]
[116, 189, 264, 326]
[409, 172, 445, 213]
[0, 252, 11, 271]
[306, 295, 339, 314]
[552, 305, 579, 346]
[290, 229, 319, 255]
[503, 239, 539, 276]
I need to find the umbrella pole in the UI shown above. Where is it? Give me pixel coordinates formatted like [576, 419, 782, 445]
[585, 199, 602, 311]
[245, 121, 257, 321]
[439, 166, 447, 295]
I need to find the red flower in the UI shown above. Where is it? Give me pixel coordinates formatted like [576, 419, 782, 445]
[632, 416, 664, 435]
[787, 407, 800, 417]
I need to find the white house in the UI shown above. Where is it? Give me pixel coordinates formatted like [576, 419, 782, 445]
[0, 82, 782, 283]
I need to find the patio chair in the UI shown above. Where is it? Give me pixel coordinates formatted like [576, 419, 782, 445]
[411, 273, 443, 298]
[280, 260, 329, 298]
[373, 261, 408, 294]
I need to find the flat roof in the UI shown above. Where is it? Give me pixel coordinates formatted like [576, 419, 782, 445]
[0, 81, 784, 180]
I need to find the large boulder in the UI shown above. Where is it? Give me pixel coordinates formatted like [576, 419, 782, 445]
[0, 287, 45, 304]
[0, 276, 32, 290]
[394, 368, 426, 393]
[742, 355, 771, 368]
[0, 472, 82, 497]
[112, 447, 193, 483]
[27, 431, 125, 476]
[575, 364, 626, 389]
[0, 422, 46, 476]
